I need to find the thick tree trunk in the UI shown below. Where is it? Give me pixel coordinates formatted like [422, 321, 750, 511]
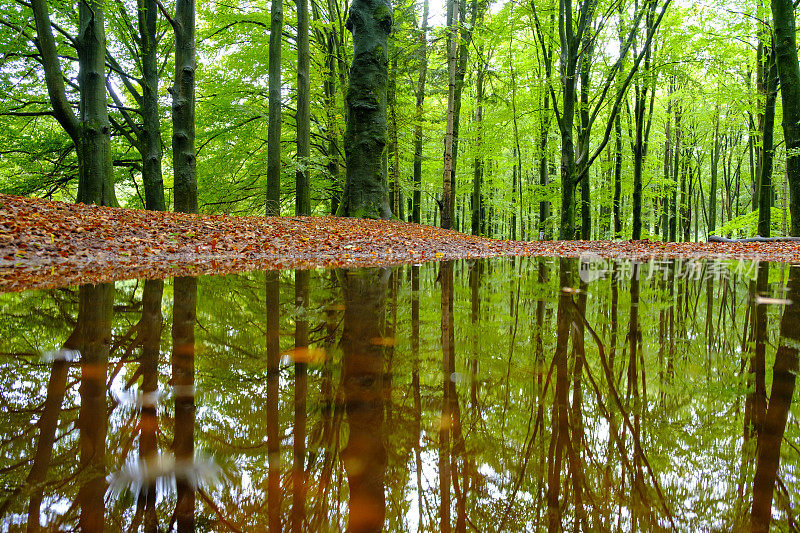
[138, 0, 166, 211]
[172, 0, 197, 213]
[267, 0, 283, 215]
[342, 0, 393, 219]
[772, 0, 800, 235]
[296, 0, 311, 215]
[77, 0, 117, 206]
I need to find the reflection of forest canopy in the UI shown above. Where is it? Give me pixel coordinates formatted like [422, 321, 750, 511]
[0, 259, 798, 530]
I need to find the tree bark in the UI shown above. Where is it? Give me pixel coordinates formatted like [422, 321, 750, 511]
[412, 0, 429, 224]
[441, 0, 458, 229]
[759, 51, 778, 237]
[172, 0, 197, 213]
[296, 0, 311, 215]
[267, 0, 283, 215]
[138, 0, 166, 211]
[341, 0, 393, 219]
[772, 0, 800, 235]
[32, 0, 118, 206]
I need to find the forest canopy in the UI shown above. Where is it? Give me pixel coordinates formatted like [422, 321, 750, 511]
[1, 0, 799, 241]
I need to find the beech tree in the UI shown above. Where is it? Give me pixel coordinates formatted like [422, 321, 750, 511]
[340, 0, 393, 218]
[30, 0, 117, 206]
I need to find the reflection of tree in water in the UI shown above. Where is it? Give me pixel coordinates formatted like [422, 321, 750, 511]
[3, 258, 800, 530]
[340, 268, 389, 533]
[172, 276, 196, 532]
[751, 265, 800, 531]
[77, 283, 114, 531]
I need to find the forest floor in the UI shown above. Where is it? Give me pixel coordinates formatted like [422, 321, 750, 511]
[1, 194, 798, 292]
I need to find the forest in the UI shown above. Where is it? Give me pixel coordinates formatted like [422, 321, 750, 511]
[4, 0, 800, 242]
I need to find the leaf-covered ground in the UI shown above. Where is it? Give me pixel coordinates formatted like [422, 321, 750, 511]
[1, 194, 798, 292]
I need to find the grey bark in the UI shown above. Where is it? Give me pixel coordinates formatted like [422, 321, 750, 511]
[138, 0, 166, 211]
[172, 0, 197, 213]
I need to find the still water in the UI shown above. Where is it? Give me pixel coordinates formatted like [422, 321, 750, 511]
[0, 257, 798, 531]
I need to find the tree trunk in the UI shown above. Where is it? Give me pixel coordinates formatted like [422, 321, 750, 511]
[342, 0, 393, 219]
[172, 0, 197, 213]
[759, 51, 778, 237]
[472, 48, 485, 236]
[412, 0, 429, 224]
[441, 0, 458, 229]
[138, 0, 166, 211]
[772, 0, 800, 235]
[296, 0, 311, 215]
[267, 0, 283, 215]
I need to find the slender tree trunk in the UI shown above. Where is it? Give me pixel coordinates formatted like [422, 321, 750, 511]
[292, 270, 309, 531]
[266, 272, 282, 531]
[759, 52, 778, 237]
[296, 0, 311, 215]
[172, 0, 197, 213]
[472, 48, 485, 236]
[324, 28, 341, 215]
[631, 3, 656, 239]
[710, 108, 720, 234]
[412, 0, 429, 224]
[441, 0, 458, 229]
[172, 277, 196, 532]
[267, 0, 283, 215]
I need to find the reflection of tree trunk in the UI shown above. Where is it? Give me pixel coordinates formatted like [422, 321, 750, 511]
[340, 268, 388, 533]
[139, 280, 164, 533]
[746, 263, 770, 439]
[442, 261, 465, 533]
[439, 262, 454, 533]
[172, 277, 196, 532]
[569, 280, 587, 530]
[411, 265, 423, 530]
[751, 265, 800, 531]
[627, 265, 643, 527]
[266, 271, 282, 532]
[293, 270, 309, 532]
[469, 261, 482, 499]
[27, 304, 84, 531]
[548, 259, 573, 531]
[78, 283, 114, 531]
[534, 260, 547, 525]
